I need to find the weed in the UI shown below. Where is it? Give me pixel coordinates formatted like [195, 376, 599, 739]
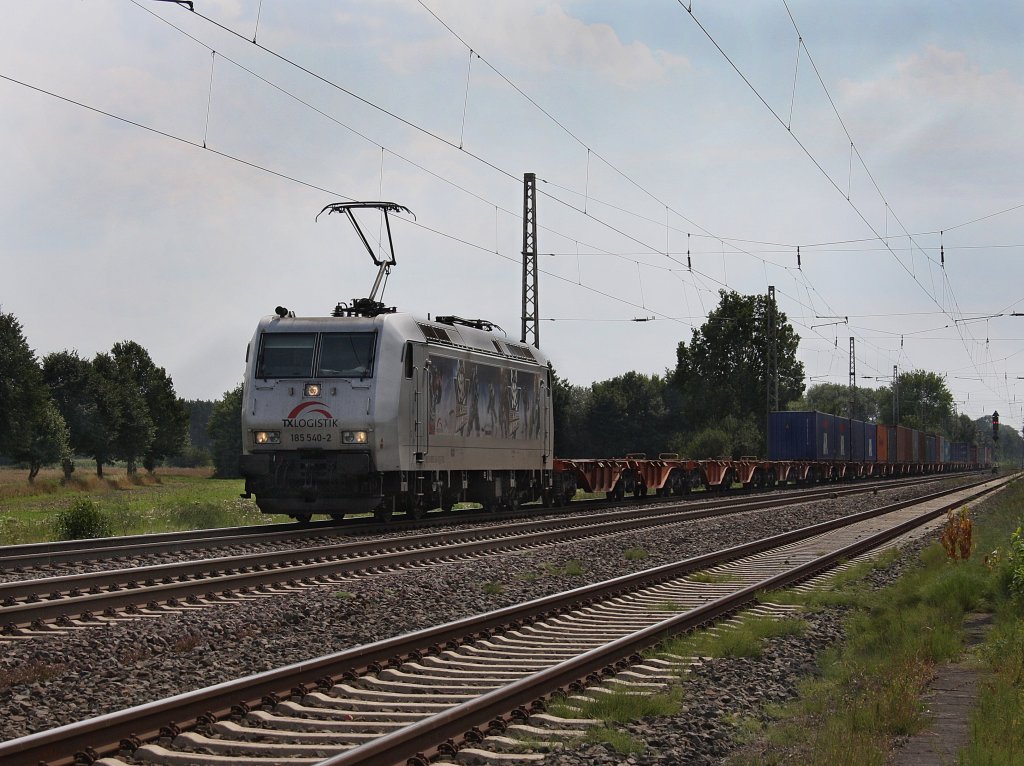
[171, 635, 202, 653]
[542, 560, 585, 577]
[651, 600, 685, 612]
[687, 571, 737, 583]
[939, 506, 973, 560]
[117, 647, 151, 665]
[0, 660, 62, 689]
[333, 590, 355, 600]
[483, 582, 504, 595]
[623, 548, 648, 561]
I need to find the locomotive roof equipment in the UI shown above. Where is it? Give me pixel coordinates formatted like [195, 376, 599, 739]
[315, 201, 415, 318]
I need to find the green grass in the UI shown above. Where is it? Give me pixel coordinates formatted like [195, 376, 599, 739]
[727, 479, 1024, 766]
[483, 581, 504, 595]
[663, 615, 806, 659]
[581, 726, 647, 754]
[623, 547, 648, 561]
[0, 466, 261, 543]
[548, 686, 683, 724]
[963, 616, 1024, 764]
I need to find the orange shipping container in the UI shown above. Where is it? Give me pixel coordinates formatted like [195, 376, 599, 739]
[876, 423, 891, 463]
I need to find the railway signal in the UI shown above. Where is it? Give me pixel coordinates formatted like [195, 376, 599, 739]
[992, 410, 1000, 441]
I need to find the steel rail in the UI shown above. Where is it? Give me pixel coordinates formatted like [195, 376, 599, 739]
[319, 474, 1012, 766]
[0, 475, 1006, 766]
[0, 475, 978, 630]
[0, 472, 978, 569]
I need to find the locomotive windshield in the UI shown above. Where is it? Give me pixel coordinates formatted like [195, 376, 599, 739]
[257, 333, 316, 378]
[318, 332, 376, 378]
[255, 331, 377, 379]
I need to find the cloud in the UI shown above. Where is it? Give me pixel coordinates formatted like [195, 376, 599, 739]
[371, 1, 689, 88]
[840, 45, 1024, 185]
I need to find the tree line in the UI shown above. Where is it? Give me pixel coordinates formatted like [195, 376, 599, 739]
[5, 289, 1006, 481]
[0, 310, 242, 480]
[554, 290, 1000, 461]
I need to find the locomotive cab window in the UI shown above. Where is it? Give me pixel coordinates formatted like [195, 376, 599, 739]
[317, 332, 376, 378]
[257, 333, 316, 378]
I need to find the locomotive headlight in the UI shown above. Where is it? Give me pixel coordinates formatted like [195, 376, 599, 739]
[342, 430, 368, 444]
[254, 430, 281, 445]
[304, 383, 321, 397]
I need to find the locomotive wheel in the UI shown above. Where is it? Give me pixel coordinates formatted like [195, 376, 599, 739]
[294, 514, 312, 524]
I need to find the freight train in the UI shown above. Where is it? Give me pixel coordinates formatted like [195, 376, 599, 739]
[239, 202, 992, 522]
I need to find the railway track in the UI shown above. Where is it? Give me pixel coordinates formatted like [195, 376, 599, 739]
[0, 474, 977, 637]
[1, 473, 1010, 766]
[1, 473, 978, 573]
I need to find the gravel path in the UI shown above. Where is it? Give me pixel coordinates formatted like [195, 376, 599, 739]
[0, 476, 978, 747]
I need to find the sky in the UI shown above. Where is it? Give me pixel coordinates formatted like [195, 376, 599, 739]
[2, 1, 1023, 431]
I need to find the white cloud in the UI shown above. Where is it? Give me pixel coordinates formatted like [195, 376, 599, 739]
[374, 1, 689, 88]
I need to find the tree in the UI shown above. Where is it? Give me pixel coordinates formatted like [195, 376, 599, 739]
[42, 350, 99, 477]
[110, 341, 187, 473]
[25, 399, 71, 482]
[91, 351, 153, 475]
[877, 370, 954, 433]
[949, 413, 977, 444]
[789, 382, 882, 421]
[184, 399, 215, 452]
[584, 372, 672, 458]
[0, 311, 52, 475]
[672, 290, 804, 454]
[208, 383, 243, 478]
[551, 371, 590, 458]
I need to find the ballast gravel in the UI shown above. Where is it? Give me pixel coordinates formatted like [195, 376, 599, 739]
[0, 476, 983, 761]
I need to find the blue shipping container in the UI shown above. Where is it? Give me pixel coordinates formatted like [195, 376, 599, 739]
[834, 417, 850, 460]
[851, 419, 865, 461]
[768, 411, 836, 460]
[864, 422, 877, 462]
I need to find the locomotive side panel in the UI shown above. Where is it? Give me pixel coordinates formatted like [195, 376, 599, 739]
[417, 351, 549, 471]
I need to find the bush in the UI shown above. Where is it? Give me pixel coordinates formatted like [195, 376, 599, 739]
[53, 497, 111, 540]
[166, 445, 212, 468]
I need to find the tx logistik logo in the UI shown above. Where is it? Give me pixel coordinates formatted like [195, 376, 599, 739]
[283, 401, 338, 428]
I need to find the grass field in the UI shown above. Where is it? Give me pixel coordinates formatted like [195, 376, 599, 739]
[0, 465, 262, 544]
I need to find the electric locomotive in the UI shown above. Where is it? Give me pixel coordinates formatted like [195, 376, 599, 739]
[239, 202, 555, 522]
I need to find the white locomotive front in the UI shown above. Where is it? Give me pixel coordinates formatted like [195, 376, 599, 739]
[239, 311, 554, 521]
